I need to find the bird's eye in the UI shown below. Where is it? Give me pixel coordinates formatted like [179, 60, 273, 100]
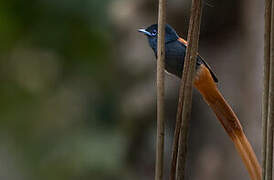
[151, 29, 157, 36]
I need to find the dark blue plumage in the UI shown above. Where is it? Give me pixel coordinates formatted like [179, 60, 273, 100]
[138, 25, 263, 178]
[138, 24, 218, 82]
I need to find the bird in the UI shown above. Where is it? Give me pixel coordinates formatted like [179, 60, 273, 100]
[138, 24, 261, 180]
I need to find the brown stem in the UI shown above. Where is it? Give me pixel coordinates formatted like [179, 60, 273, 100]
[265, 0, 274, 179]
[263, 0, 272, 179]
[155, 0, 166, 180]
[170, 0, 203, 179]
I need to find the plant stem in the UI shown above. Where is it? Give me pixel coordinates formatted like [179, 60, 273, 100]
[155, 0, 166, 179]
[173, 0, 202, 179]
[265, 0, 274, 179]
[263, 0, 272, 179]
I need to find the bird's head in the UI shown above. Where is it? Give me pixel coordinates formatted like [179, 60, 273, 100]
[138, 24, 179, 49]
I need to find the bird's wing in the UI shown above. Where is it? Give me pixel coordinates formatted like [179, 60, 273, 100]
[178, 37, 218, 83]
[197, 56, 218, 83]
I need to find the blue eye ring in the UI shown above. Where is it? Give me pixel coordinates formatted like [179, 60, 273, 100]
[151, 29, 157, 36]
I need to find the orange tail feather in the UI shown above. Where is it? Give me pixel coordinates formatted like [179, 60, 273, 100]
[194, 64, 261, 180]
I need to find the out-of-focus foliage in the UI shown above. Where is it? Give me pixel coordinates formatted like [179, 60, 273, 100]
[0, 0, 126, 180]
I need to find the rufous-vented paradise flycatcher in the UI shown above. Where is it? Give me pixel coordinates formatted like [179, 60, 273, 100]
[138, 24, 261, 180]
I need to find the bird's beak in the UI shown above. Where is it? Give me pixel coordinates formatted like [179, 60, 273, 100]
[138, 29, 152, 36]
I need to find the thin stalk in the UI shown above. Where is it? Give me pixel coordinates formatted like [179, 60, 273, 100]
[169, 42, 188, 180]
[155, 0, 166, 179]
[263, 0, 272, 179]
[265, 0, 274, 179]
[173, 0, 203, 179]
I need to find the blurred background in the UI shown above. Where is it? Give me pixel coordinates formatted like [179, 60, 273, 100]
[0, 0, 264, 179]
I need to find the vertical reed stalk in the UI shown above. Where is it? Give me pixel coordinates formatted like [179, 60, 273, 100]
[264, 0, 274, 179]
[171, 0, 203, 179]
[263, 0, 271, 178]
[155, 0, 166, 179]
[265, 0, 274, 179]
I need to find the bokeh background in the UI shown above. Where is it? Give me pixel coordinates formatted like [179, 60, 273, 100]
[0, 0, 264, 179]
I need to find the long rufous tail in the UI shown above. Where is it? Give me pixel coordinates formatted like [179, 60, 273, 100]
[194, 64, 262, 180]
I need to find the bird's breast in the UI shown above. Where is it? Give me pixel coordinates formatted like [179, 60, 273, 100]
[164, 41, 186, 78]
